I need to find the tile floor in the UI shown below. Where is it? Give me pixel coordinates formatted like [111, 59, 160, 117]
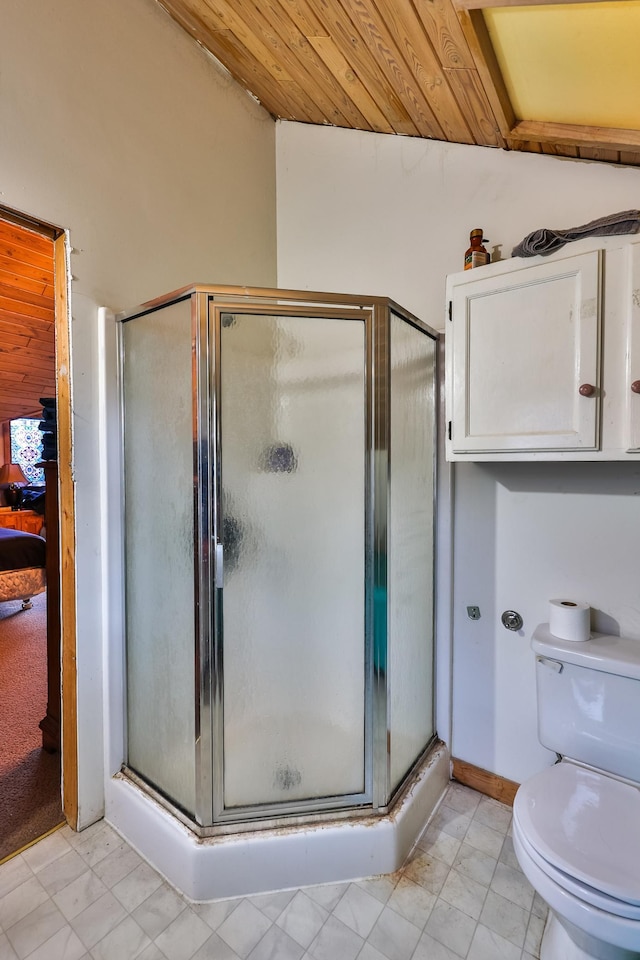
[0, 782, 547, 960]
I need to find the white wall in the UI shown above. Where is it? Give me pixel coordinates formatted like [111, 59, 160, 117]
[2, 0, 276, 826]
[276, 121, 640, 784]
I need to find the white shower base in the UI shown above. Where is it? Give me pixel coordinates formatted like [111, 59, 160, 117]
[105, 741, 450, 901]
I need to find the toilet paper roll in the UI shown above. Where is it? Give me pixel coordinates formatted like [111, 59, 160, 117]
[549, 599, 591, 642]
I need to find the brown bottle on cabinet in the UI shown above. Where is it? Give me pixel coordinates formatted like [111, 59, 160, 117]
[464, 229, 490, 270]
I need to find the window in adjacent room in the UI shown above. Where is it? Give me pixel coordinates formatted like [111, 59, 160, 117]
[10, 418, 44, 485]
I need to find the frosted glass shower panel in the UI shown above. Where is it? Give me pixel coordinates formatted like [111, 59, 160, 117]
[123, 301, 197, 816]
[219, 311, 366, 808]
[388, 313, 436, 792]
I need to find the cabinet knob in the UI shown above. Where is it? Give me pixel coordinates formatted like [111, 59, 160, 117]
[579, 383, 596, 397]
[631, 380, 640, 394]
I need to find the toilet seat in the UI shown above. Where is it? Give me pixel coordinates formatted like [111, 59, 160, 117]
[513, 813, 640, 921]
[513, 761, 640, 914]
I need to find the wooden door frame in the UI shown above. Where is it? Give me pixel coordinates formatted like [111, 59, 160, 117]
[0, 207, 78, 829]
[54, 233, 78, 829]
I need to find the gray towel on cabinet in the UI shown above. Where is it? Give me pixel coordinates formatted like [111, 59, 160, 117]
[512, 209, 640, 258]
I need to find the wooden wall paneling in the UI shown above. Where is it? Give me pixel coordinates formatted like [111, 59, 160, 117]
[0, 242, 54, 277]
[0, 255, 54, 288]
[0, 220, 54, 258]
[0, 217, 55, 424]
[0, 289, 55, 324]
[0, 267, 54, 297]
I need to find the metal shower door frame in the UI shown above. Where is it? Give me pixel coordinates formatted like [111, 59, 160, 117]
[203, 295, 376, 825]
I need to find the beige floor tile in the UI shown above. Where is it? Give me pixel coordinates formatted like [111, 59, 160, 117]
[386, 876, 435, 929]
[479, 890, 528, 948]
[332, 883, 383, 938]
[307, 914, 363, 960]
[4, 899, 66, 959]
[439, 867, 487, 921]
[219, 901, 273, 957]
[366, 905, 422, 960]
[424, 899, 476, 958]
[0, 784, 551, 960]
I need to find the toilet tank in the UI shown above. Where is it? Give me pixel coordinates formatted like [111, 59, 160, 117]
[532, 625, 640, 782]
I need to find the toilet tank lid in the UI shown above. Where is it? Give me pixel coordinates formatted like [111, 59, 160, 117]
[532, 625, 640, 680]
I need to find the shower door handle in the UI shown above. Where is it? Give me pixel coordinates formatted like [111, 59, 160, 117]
[215, 542, 224, 589]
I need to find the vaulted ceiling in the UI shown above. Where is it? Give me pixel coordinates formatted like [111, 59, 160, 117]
[0, 219, 56, 427]
[2, 2, 637, 428]
[157, 0, 640, 167]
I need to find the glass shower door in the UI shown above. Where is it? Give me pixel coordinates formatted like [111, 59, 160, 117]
[213, 306, 370, 817]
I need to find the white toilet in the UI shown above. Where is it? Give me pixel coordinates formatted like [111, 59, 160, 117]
[512, 625, 640, 960]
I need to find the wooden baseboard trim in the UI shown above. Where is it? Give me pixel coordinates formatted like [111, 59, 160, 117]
[451, 758, 520, 806]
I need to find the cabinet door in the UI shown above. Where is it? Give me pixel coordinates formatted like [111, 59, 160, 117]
[0, 512, 18, 530]
[626, 243, 640, 452]
[20, 512, 44, 536]
[449, 251, 601, 454]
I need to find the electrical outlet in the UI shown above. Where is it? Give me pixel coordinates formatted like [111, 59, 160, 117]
[467, 605, 481, 621]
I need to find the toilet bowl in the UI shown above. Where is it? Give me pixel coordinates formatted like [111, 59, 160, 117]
[514, 627, 640, 960]
[513, 762, 640, 959]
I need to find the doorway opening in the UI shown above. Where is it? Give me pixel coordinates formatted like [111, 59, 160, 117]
[0, 206, 76, 860]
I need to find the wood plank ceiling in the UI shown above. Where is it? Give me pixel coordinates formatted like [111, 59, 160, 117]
[157, 0, 640, 167]
[0, 219, 56, 426]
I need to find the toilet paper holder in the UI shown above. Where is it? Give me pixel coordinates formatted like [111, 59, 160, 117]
[502, 610, 524, 631]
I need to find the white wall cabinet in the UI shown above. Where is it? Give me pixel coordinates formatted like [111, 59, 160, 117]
[445, 236, 640, 460]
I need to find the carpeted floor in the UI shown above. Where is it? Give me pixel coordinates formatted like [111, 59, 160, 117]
[0, 591, 63, 861]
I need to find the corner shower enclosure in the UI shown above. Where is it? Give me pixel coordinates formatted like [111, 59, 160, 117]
[120, 286, 438, 832]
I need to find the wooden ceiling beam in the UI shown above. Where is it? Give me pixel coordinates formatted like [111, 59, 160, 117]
[456, 0, 605, 6]
[455, 7, 515, 136]
[510, 120, 640, 153]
